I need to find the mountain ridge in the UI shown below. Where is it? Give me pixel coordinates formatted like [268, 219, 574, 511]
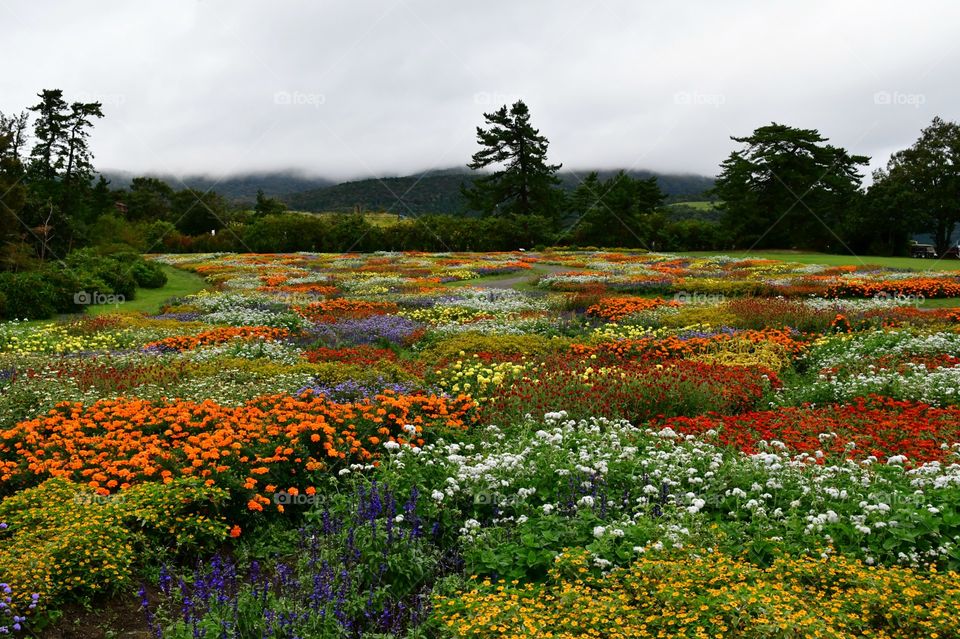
[99, 167, 716, 213]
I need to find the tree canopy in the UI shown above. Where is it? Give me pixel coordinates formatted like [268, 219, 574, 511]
[564, 171, 665, 247]
[463, 101, 563, 218]
[715, 123, 868, 251]
[871, 117, 960, 254]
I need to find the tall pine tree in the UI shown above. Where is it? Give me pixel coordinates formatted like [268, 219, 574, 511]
[463, 101, 562, 218]
[715, 123, 867, 251]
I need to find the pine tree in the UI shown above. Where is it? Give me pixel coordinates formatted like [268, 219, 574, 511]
[463, 101, 562, 218]
[715, 123, 867, 251]
[28, 89, 70, 181]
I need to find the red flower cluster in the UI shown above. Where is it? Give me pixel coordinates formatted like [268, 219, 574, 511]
[304, 345, 398, 366]
[570, 329, 807, 363]
[482, 359, 777, 424]
[661, 396, 960, 464]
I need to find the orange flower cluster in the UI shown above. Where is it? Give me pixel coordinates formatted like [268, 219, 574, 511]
[268, 283, 340, 296]
[830, 313, 852, 333]
[820, 265, 858, 276]
[260, 275, 289, 287]
[585, 296, 679, 320]
[0, 391, 476, 512]
[499, 260, 533, 271]
[293, 299, 399, 323]
[144, 326, 292, 352]
[825, 278, 960, 299]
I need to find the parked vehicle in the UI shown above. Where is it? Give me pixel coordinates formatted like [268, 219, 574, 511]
[910, 242, 938, 258]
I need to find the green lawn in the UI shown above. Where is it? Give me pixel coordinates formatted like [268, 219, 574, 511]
[668, 200, 718, 210]
[442, 270, 527, 287]
[87, 265, 207, 316]
[678, 250, 960, 272]
[920, 297, 960, 308]
[297, 211, 409, 227]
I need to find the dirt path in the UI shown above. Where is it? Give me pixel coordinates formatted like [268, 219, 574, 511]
[470, 263, 579, 290]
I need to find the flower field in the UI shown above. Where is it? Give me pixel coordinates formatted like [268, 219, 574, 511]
[2, 250, 960, 637]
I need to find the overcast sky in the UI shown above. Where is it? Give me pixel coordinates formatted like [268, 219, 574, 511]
[2, 0, 958, 181]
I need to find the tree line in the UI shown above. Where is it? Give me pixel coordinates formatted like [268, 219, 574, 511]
[2, 90, 959, 270]
[459, 101, 960, 256]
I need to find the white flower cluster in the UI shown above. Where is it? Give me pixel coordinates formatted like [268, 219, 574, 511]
[381, 410, 960, 569]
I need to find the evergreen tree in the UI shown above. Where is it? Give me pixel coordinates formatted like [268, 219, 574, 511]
[124, 177, 176, 221]
[463, 101, 562, 218]
[873, 117, 960, 254]
[254, 188, 288, 216]
[0, 111, 30, 164]
[715, 123, 867, 251]
[0, 126, 27, 249]
[63, 101, 104, 186]
[565, 171, 665, 247]
[27, 89, 70, 182]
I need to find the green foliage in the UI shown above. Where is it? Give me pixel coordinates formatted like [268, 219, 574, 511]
[65, 248, 137, 300]
[130, 260, 169, 288]
[463, 101, 564, 218]
[285, 170, 713, 217]
[0, 271, 61, 319]
[0, 477, 228, 613]
[870, 117, 960, 254]
[253, 188, 287, 216]
[715, 123, 868, 251]
[0, 250, 171, 319]
[564, 170, 665, 247]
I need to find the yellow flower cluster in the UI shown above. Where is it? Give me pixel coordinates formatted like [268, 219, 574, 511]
[590, 323, 659, 341]
[441, 269, 480, 281]
[400, 306, 489, 325]
[0, 478, 228, 611]
[438, 548, 960, 639]
[692, 336, 793, 371]
[435, 356, 537, 403]
[0, 321, 155, 354]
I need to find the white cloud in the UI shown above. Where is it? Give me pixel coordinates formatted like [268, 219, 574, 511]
[2, 0, 957, 179]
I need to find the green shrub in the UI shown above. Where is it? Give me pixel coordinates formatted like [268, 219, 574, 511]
[0, 477, 229, 615]
[0, 272, 59, 319]
[131, 260, 168, 288]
